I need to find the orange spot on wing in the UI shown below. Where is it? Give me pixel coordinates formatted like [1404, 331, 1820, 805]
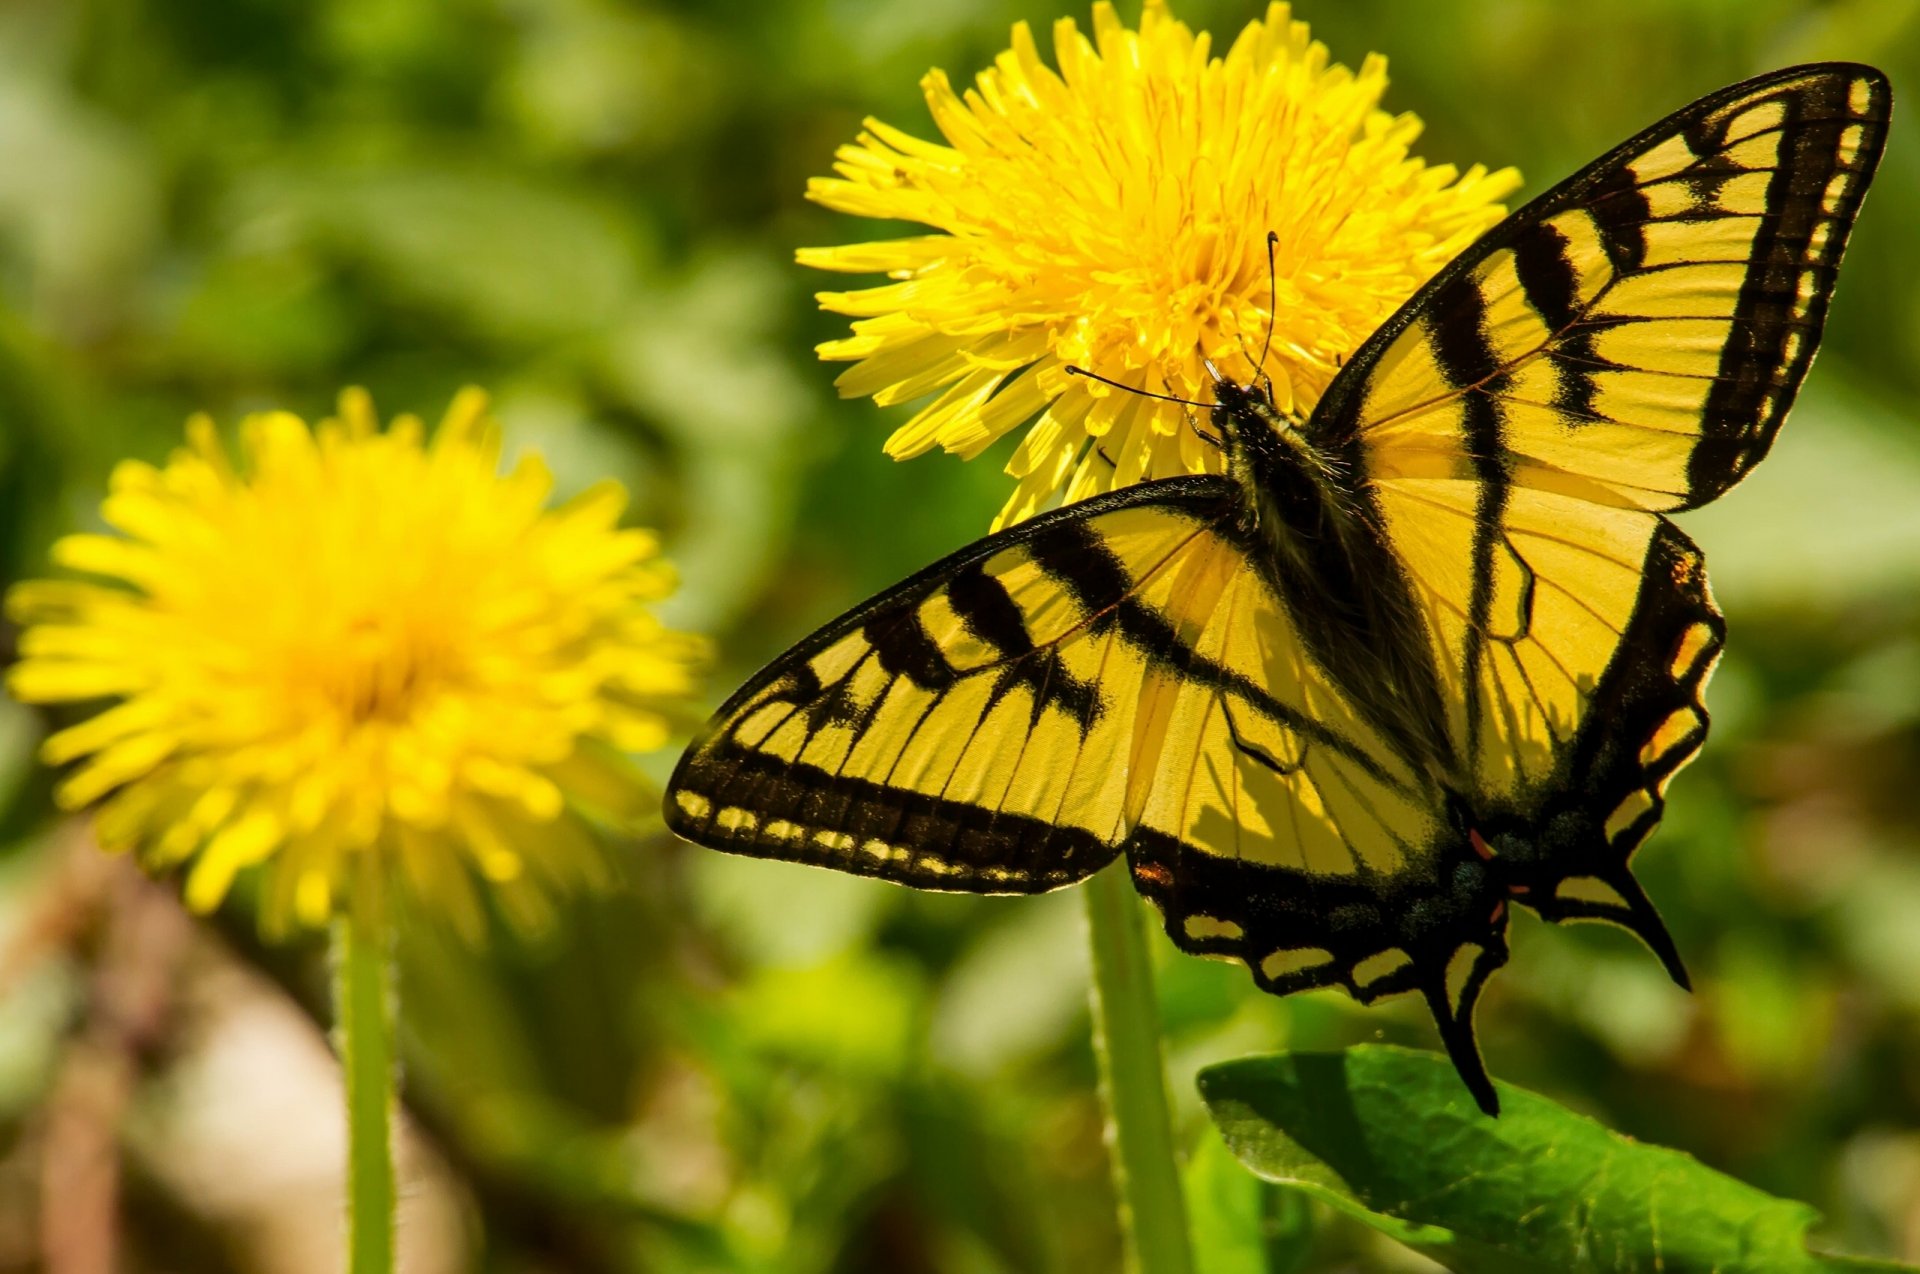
[1133, 863, 1173, 890]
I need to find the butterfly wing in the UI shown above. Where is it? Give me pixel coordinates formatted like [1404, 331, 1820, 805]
[668, 477, 1241, 891]
[668, 474, 1446, 895]
[1323, 63, 1890, 509]
[1363, 472, 1720, 973]
[1306, 64, 1885, 958]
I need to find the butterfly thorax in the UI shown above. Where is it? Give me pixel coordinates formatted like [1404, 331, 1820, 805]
[1211, 379, 1349, 553]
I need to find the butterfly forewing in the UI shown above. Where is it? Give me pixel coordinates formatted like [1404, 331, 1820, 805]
[669, 479, 1240, 891]
[1331, 63, 1889, 511]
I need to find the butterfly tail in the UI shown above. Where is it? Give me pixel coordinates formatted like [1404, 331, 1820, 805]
[1533, 868, 1691, 992]
[1420, 940, 1509, 1117]
[1606, 869, 1691, 992]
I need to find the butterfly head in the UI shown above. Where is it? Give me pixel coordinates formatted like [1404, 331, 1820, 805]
[1206, 374, 1290, 439]
[1204, 368, 1339, 510]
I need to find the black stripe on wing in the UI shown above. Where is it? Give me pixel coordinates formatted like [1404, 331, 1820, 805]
[676, 742, 1124, 890]
[1684, 71, 1886, 502]
[1421, 274, 1514, 764]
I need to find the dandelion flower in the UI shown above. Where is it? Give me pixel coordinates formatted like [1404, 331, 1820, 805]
[801, 0, 1523, 527]
[6, 388, 705, 935]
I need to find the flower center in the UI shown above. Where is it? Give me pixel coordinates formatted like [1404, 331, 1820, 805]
[314, 614, 455, 726]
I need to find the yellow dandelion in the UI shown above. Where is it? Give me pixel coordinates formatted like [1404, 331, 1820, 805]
[800, 0, 1523, 528]
[5, 387, 705, 935]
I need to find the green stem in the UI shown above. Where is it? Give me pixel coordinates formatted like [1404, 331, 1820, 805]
[334, 858, 397, 1274]
[1084, 861, 1193, 1274]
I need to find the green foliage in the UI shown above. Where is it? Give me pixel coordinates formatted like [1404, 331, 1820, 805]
[1201, 1046, 1918, 1273]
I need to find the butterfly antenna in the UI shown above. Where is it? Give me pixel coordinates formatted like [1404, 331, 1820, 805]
[1064, 365, 1210, 409]
[1255, 230, 1280, 375]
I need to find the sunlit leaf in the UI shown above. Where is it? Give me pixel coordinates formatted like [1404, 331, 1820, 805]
[1199, 1046, 1915, 1273]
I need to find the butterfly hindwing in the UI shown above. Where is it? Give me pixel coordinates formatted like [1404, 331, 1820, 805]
[1491, 516, 1720, 983]
[1111, 529, 1514, 1106]
[1367, 473, 1723, 797]
[1369, 463, 1721, 974]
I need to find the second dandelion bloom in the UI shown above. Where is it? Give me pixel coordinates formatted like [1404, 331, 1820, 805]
[801, 0, 1523, 527]
[6, 388, 705, 935]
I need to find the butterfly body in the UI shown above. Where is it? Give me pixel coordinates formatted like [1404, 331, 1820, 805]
[670, 65, 1890, 1113]
[1209, 377, 1459, 788]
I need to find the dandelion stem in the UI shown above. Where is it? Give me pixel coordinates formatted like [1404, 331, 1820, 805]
[336, 858, 397, 1274]
[1084, 861, 1193, 1274]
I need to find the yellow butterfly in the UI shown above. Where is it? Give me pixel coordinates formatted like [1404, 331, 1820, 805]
[667, 64, 1891, 1113]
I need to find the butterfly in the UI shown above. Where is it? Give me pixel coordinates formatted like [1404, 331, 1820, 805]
[666, 64, 1890, 1114]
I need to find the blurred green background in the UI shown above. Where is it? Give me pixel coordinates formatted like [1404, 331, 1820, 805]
[1, 0, 1917, 1270]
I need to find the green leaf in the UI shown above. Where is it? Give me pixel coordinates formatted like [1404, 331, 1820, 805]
[1198, 1046, 1914, 1274]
